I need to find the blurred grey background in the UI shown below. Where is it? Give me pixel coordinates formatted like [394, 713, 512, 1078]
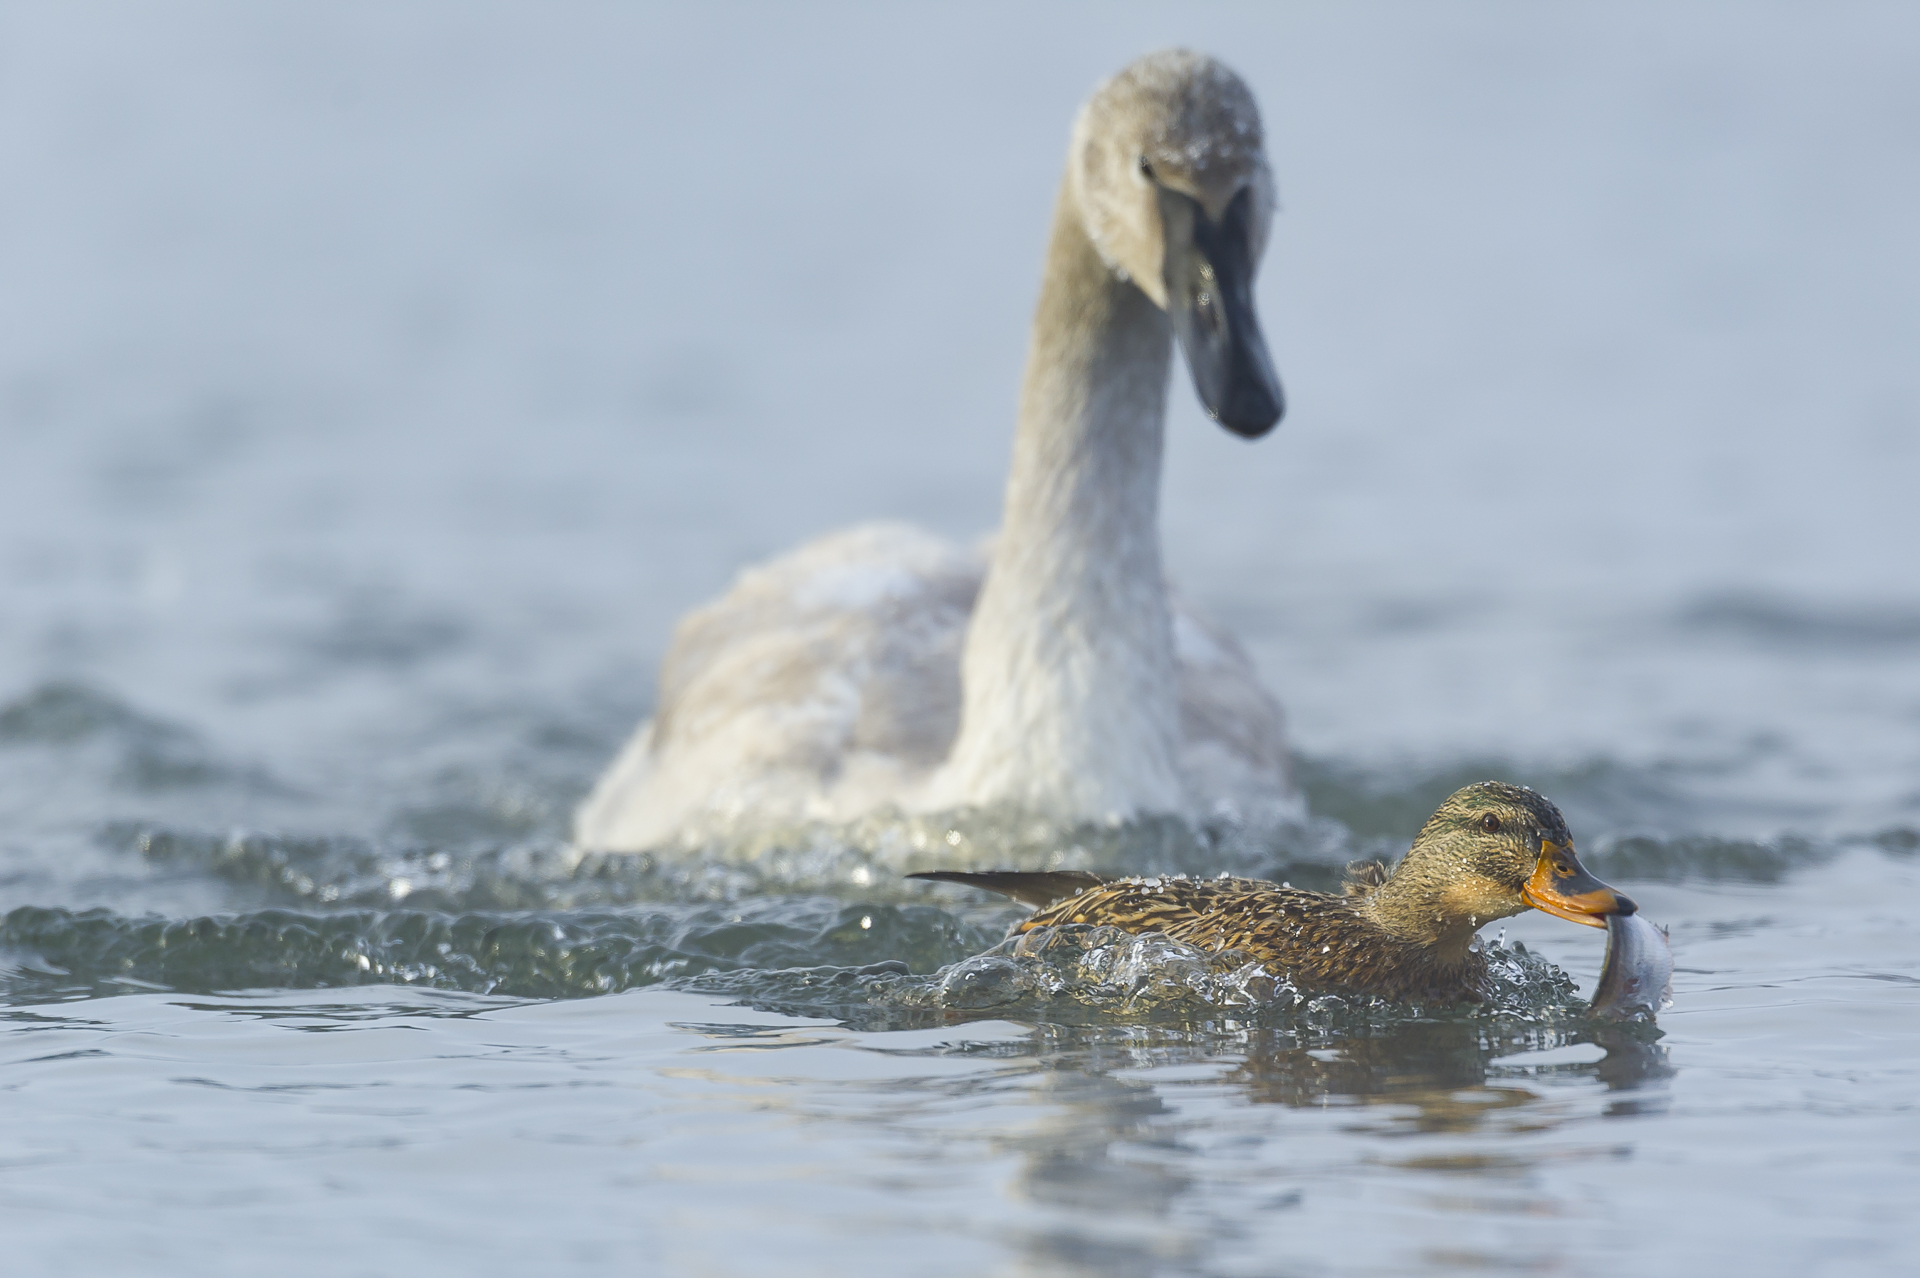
[2, 1, 1916, 841]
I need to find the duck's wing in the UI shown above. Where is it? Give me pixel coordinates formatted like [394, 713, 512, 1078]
[905, 870, 1108, 908]
[1018, 874, 1283, 935]
[574, 523, 982, 850]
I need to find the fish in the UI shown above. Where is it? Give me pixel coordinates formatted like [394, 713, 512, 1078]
[1589, 910, 1673, 1019]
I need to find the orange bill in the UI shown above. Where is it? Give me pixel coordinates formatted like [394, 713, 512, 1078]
[1522, 840, 1637, 928]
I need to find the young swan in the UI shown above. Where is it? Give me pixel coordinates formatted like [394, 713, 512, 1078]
[910, 782, 1636, 1004]
[574, 49, 1290, 854]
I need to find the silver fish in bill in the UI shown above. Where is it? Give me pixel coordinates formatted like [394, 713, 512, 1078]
[1589, 910, 1674, 1020]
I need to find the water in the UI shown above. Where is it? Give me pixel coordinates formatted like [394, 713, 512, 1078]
[2, 3, 1918, 1274]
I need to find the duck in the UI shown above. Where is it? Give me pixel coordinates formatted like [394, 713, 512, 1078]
[576, 50, 1294, 853]
[908, 782, 1638, 1004]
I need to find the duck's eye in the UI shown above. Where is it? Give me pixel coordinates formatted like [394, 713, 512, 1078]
[1138, 156, 1156, 182]
[1479, 813, 1503, 834]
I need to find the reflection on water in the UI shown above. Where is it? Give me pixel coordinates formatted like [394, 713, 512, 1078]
[1587, 1026, 1676, 1111]
[827, 1014, 1678, 1275]
[816, 1015, 1674, 1203]
[9, 946, 1918, 1277]
[993, 1017, 1673, 1120]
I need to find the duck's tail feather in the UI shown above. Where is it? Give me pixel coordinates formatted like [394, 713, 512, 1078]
[905, 870, 1107, 909]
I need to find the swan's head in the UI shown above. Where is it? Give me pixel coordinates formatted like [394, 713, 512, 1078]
[1070, 49, 1284, 438]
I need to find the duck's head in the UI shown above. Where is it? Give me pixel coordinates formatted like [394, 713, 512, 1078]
[1365, 782, 1637, 955]
[1069, 49, 1283, 438]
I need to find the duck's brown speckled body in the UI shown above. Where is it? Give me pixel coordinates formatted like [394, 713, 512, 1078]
[1016, 872, 1483, 1002]
[911, 781, 1637, 1005]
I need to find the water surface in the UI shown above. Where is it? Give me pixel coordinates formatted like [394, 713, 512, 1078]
[2, 4, 1917, 1274]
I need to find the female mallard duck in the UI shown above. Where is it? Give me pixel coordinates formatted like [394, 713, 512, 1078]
[910, 782, 1636, 1003]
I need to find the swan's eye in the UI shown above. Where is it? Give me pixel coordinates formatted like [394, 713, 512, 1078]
[1137, 156, 1156, 182]
[1479, 813, 1503, 834]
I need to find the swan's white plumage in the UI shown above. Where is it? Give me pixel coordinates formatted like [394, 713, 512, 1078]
[575, 522, 1294, 851]
[576, 50, 1298, 853]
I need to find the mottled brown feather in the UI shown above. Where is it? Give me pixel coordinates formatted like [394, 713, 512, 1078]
[1014, 875, 1488, 1003]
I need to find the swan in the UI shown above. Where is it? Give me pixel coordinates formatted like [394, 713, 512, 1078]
[577, 49, 1294, 855]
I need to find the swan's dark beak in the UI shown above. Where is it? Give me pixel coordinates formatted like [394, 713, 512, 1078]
[1522, 839, 1637, 929]
[1158, 185, 1284, 439]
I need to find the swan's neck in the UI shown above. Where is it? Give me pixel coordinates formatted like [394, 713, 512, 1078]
[937, 180, 1182, 818]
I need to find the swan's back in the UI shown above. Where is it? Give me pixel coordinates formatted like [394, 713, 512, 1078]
[575, 522, 1295, 850]
[575, 524, 981, 849]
